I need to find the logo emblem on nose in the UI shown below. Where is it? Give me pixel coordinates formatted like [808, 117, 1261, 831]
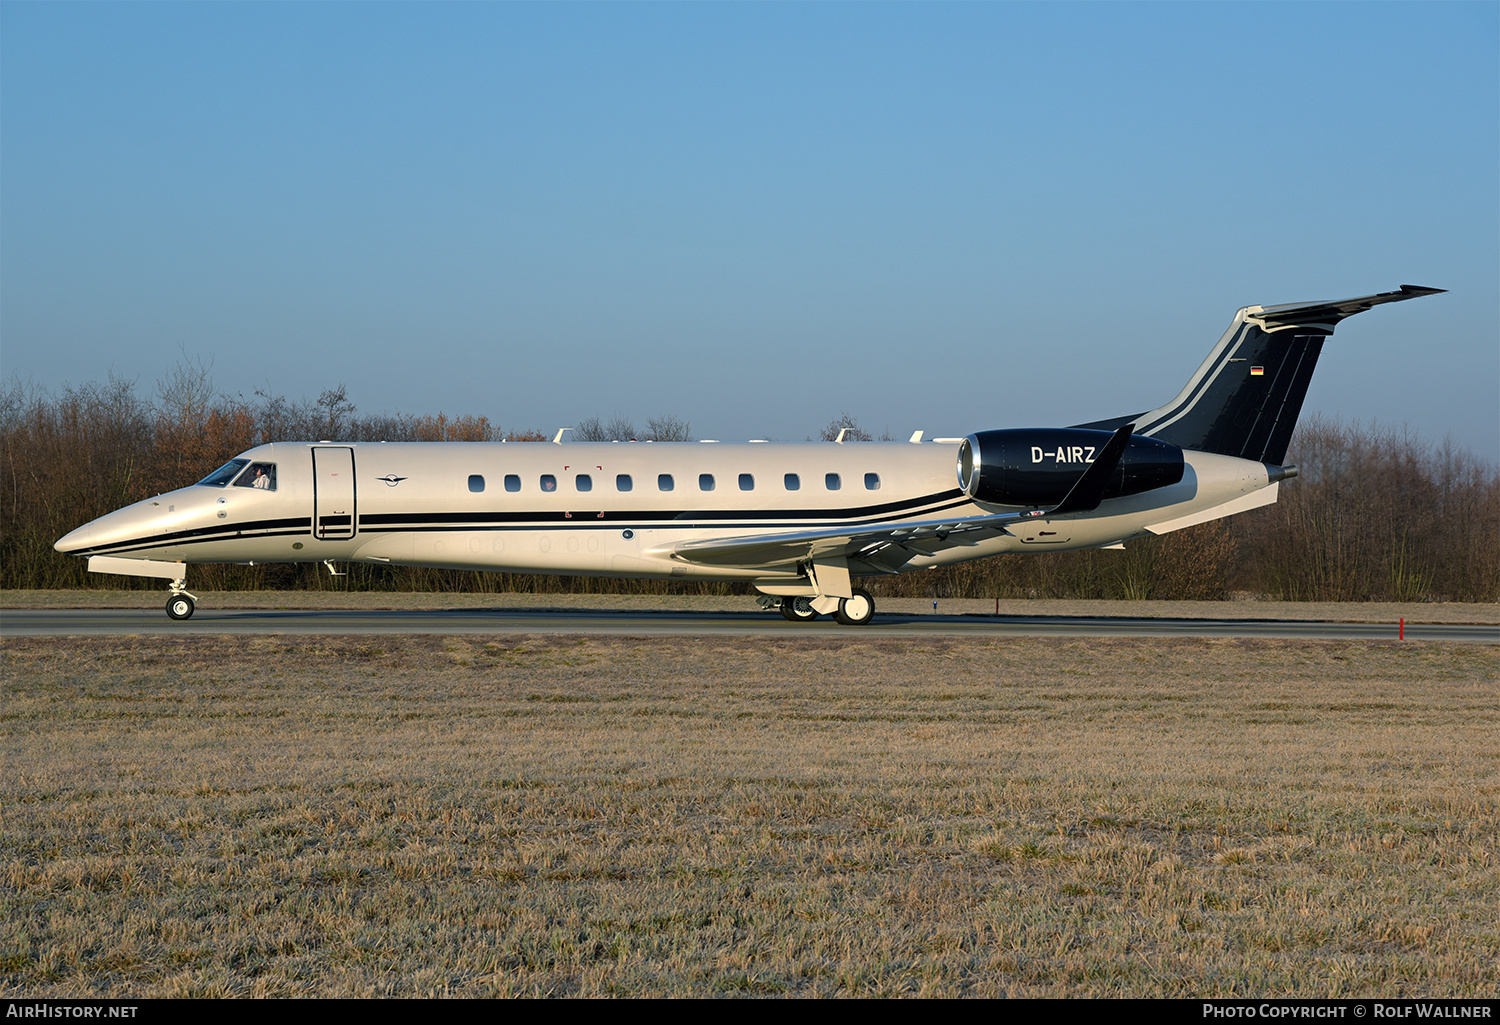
[377, 474, 408, 487]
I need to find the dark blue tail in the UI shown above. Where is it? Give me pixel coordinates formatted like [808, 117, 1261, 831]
[1075, 285, 1444, 465]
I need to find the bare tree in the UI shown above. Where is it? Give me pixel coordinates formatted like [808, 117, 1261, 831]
[252, 388, 291, 443]
[315, 386, 356, 440]
[604, 414, 638, 441]
[156, 356, 214, 423]
[574, 416, 608, 442]
[819, 413, 871, 442]
[646, 414, 692, 442]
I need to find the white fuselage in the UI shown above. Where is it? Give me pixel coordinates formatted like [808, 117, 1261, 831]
[56, 439, 1277, 591]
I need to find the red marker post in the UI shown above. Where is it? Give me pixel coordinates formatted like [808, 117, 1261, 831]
[1399, 618, 1404, 641]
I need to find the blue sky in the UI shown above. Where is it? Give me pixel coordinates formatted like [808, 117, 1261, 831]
[3, 2, 1496, 458]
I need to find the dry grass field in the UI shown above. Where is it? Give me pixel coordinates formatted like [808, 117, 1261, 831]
[1, 633, 1497, 997]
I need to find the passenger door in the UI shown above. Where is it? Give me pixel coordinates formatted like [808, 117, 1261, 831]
[312, 447, 357, 541]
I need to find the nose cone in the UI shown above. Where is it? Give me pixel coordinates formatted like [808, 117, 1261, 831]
[54, 497, 169, 556]
[55, 522, 96, 554]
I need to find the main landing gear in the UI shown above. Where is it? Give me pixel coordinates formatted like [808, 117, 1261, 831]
[833, 588, 875, 626]
[780, 595, 819, 622]
[769, 588, 876, 626]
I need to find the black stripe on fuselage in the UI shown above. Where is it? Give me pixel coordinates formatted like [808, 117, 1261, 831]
[72, 492, 976, 556]
[359, 489, 967, 529]
[69, 517, 313, 558]
[356, 499, 976, 535]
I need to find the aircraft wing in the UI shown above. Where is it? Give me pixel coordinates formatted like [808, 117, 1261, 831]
[655, 508, 1037, 570]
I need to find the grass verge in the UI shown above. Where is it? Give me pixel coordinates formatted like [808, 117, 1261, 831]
[2, 634, 1496, 997]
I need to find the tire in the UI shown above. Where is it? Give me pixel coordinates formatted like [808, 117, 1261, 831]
[166, 595, 195, 621]
[834, 588, 875, 626]
[780, 596, 818, 622]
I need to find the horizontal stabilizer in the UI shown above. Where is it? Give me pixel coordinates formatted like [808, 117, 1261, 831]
[1249, 284, 1445, 330]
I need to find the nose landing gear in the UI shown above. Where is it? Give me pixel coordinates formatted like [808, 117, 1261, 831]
[165, 578, 197, 620]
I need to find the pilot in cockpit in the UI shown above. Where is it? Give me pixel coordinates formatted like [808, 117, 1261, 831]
[234, 463, 277, 491]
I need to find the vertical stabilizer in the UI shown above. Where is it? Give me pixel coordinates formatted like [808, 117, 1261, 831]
[1076, 285, 1444, 465]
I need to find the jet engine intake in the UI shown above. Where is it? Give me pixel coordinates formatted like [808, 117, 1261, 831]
[957, 428, 1184, 507]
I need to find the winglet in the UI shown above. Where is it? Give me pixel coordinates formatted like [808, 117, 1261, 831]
[1048, 422, 1135, 517]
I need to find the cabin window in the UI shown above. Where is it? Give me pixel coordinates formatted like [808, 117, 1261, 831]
[699, 473, 715, 492]
[504, 474, 521, 492]
[616, 474, 633, 492]
[233, 463, 277, 491]
[825, 473, 842, 491]
[468, 474, 485, 493]
[540, 474, 557, 492]
[864, 472, 881, 491]
[576, 474, 593, 492]
[784, 473, 800, 491]
[198, 459, 249, 487]
[739, 473, 754, 491]
[658, 474, 674, 492]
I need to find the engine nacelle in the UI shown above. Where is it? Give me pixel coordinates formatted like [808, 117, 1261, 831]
[957, 428, 1184, 507]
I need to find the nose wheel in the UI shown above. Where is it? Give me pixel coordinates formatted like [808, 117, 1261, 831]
[165, 579, 197, 621]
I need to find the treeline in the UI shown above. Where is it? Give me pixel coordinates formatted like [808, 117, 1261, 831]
[1239, 417, 1499, 601]
[2, 370, 1496, 600]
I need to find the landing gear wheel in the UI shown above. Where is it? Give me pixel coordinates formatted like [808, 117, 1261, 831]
[780, 596, 818, 622]
[834, 588, 875, 626]
[166, 594, 195, 621]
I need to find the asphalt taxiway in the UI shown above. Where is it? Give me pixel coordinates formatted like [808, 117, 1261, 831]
[3, 607, 1495, 642]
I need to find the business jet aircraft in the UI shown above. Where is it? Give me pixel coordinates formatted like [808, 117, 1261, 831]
[55, 285, 1443, 623]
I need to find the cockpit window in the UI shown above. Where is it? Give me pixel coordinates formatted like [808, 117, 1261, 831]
[199, 459, 249, 487]
[234, 463, 278, 491]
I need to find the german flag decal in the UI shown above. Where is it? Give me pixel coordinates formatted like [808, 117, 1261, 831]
[1250, 366, 1265, 376]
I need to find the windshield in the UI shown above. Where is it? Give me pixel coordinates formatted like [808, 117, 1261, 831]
[198, 459, 249, 487]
